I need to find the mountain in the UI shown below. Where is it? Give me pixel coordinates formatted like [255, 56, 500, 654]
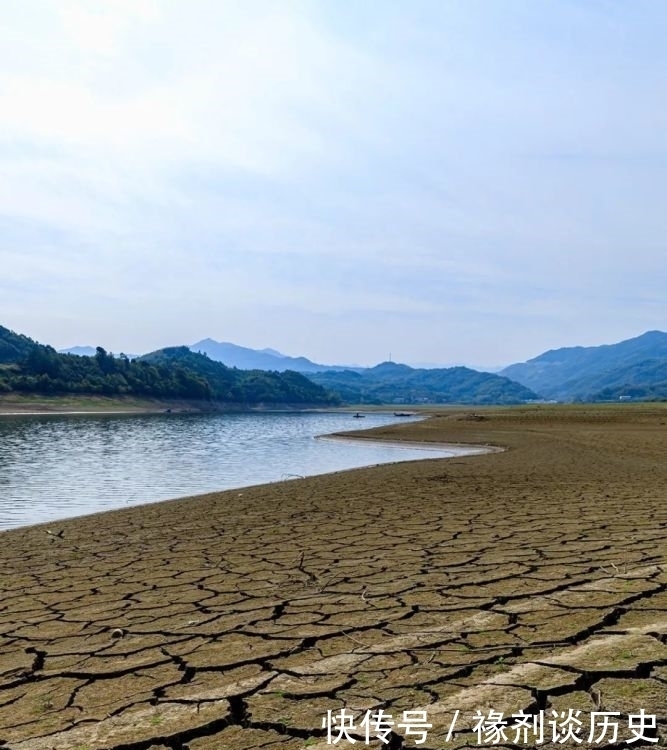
[16, 325, 667, 404]
[60, 339, 358, 372]
[140, 347, 339, 405]
[583, 358, 667, 401]
[501, 330, 667, 401]
[0, 325, 338, 406]
[189, 338, 345, 372]
[306, 361, 539, 405]
[2, 327, 538, 405]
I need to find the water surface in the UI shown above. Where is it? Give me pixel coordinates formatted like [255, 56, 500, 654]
[0, 411, 481, 531]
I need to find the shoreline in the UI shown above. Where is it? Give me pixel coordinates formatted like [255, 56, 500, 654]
[0, 393, 356, 416]
[0, 414, 495, 535]
[316, 432, 503, 454]
[4, 404, 667, 748]
[0, 394, 196, 415]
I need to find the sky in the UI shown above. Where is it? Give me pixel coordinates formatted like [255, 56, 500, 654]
[2, 0, 667, 369]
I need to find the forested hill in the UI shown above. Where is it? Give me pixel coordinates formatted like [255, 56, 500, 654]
[139, 347, 339, 404]
[0, 326, 339, 406]
[306, 362, 539, 404]
[0, 325, 40, 364]
[500, 330, 667, 401]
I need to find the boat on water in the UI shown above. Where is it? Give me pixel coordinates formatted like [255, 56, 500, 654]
[393, 411, 414, 417]
[353, 412, 365, 418]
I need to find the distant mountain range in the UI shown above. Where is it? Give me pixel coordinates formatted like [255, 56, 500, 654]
[307, 361, 538, 405]
[500, 330, 667, 401]
[46, 329, 667, 403]
[60, 339, 349, 371]
[2, 326, 336, 407]
[189, 339, 538, 403]
[188, 338, 346, 373]
[43, 334, 540, 404]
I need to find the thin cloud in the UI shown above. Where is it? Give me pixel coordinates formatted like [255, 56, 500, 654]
[1, 1, 666, 366]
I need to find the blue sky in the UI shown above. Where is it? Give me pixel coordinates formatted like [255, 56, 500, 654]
[2, 1, 666, 368]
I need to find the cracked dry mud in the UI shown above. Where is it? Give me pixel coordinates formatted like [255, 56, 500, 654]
[2, 404, 667, 749]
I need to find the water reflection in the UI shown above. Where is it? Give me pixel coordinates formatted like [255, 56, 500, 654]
[0, 411, 476, 531]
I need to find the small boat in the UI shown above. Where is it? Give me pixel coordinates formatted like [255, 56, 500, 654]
[393, 412, 413, 417]
[353, 412, 365, 418]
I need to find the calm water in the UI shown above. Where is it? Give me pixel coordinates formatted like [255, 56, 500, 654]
[0, 411, 482, 531]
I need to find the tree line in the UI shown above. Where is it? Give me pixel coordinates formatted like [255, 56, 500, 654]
[0, 327, 339, 406]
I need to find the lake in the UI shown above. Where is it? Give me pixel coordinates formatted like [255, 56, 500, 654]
[0, 411, 483, 531]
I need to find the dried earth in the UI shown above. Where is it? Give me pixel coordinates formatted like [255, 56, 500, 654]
[2, 404, 667, 749]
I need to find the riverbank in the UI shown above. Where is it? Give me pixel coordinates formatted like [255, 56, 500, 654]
[2, 404, 667, 748]
[0, 411, 461, 532]
[0, 393, 203, 414]
[0, 393, 345, 415]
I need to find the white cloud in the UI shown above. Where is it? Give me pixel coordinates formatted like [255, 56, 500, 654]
[59, 0, 160, 56]
[0, 1, 378, 173]
[2, 1, 667, 364]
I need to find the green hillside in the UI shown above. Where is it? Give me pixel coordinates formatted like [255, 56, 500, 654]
[501, 331, 667, 401]
[306, 361, 539, 405]
[583, 358, 667, 401]
[140, 347, 339, 405]
[0, 325, 40, 364]
[0, 326, 338, 406]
